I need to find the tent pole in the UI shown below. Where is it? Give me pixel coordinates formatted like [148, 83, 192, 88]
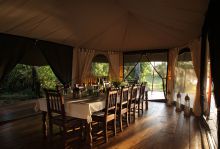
[166, 51, 169, 100]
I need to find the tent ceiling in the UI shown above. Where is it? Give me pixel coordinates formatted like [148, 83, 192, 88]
[0, 0, 208, 51]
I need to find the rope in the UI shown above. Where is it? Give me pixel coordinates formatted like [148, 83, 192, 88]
[123, 52, 167, 99]
[143, 54, 167, 98]
[124, 54, 143, 80]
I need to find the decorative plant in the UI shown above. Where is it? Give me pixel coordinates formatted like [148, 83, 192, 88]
[72, 87, 80, 92]
[112, 80, 121, 88]
[120, 81, 129, 87]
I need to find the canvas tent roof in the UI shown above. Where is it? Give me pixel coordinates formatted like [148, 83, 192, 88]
[0, 0, 208, 51]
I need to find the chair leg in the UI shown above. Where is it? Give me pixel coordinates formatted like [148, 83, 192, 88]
[104, 122, 108, 143]
[145, 91, 148, 110]
[120, 114, 123, 132]
[145, 100, 148, 110]
[133, 105, 136, 122]
[62, 127, 67, 148]
[49, 122, 53, 142]
[129, 104, 131, 124]
[126, 112, 129, 127]
[142, 102, 144, 114]
[114, 119, 117, 136]
[138, 103, 140, 117]
[81, 120, 85, 140]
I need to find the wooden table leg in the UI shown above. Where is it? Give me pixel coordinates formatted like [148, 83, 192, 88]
[42, 111, 47, 138]
[85, 121, 92, 149]
[145, 91, 148, 110]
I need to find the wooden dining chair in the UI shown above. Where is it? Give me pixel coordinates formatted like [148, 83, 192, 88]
[145, 89, 148, 110]
[137, 85, 145, 116]
[129, 85, 138, 123]
[92, 89, 118, 143]
[118, 87, 129, 132]
[44, 89, 83, 145]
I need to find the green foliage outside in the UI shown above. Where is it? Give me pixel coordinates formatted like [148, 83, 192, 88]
[0, 64, 58, 104]
[0, 60, 196, 105]
[155, 62, 167, 78]
[123, 63, 136, 81]
[37, 66, 58, 89]
[1, 64, 58, 91]
[1, 62, 111, 104]
[92, 62, 109, 77]
[124, 62, 167, 91]
[2, 64, 33, 91]
[175, 61, 197, 94]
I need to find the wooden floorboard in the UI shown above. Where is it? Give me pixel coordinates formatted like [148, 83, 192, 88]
[0, 102, 203, 149]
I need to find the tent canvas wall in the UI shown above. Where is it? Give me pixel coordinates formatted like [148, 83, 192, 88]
[1, 0, 220, 147]
[0, 33, 73, 85]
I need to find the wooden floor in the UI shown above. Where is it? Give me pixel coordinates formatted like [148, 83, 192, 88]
[0, 102, 202, 149]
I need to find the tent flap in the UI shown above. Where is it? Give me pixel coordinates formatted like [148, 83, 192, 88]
[0, 33, 35, 81]
[38, 40, 73, 85]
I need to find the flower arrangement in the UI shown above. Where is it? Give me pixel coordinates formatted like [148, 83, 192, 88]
[112, 81, 121, 88]
[72, 87, 80, 98]
[120, 81, 129, 87]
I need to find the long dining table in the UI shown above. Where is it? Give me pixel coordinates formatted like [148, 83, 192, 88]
[36, 94, 107, 148]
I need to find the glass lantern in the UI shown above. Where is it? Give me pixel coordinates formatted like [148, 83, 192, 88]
[184, 94, 190, 117]
[79, 90, 82, 98]
[176, 92, 182, 112]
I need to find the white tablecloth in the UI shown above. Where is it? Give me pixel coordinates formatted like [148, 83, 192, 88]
[36, 96, 106, 123]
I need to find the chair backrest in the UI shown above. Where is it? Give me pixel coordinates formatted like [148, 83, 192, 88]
[130, 86, 138, 103]
[56, 84, 71, 95]
[136, 84, 141, 98]
[120, 87, 129, 109]
[105, 89, 118, 115]
[44, 89, 65, 118]
[104, 82, 111, 88]
[139, 85, 146, 102]
[93, 84, 99, 90]
[56, 84, 64, 92]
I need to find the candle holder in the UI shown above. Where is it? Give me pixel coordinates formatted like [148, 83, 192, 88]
[176, 92, 182, 112]
[184, 94, 191, 117]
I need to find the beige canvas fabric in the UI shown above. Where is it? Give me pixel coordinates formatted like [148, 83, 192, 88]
[189, 39, 208, 116]
[107, 51, 120, 81]
[0, 0, 208, 51]
[72, 48, 95, 83]
[167, 48, 179, 105]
